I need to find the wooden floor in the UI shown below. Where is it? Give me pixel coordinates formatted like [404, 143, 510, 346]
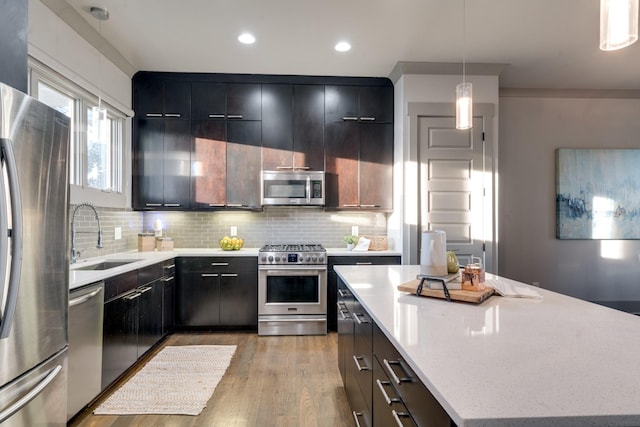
[70, 332, 353, 427]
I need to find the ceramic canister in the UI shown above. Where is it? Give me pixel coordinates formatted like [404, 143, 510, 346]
[420, 230, 447, 276]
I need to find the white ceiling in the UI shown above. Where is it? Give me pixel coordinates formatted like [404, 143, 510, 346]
[61, 0, 640, 90]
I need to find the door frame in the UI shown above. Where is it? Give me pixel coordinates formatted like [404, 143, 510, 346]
[404, 102, 498, 273]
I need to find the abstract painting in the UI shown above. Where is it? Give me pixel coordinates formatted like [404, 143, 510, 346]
[556, 148, 640, 239]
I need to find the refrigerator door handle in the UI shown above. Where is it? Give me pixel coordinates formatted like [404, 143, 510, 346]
[0, 364, 62, 424]
[0, 138, 23, 339]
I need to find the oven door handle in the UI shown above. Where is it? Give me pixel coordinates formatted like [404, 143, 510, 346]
[263, 269, 325, 276]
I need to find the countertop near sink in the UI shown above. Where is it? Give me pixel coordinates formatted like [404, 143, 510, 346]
[69, 247, 401, 291]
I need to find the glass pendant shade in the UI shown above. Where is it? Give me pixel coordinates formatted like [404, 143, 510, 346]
[600, 0, 639, 50]
[456, 82, 473, 130]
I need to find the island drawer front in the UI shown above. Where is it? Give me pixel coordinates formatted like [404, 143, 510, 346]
[373, 355, 416, 427]
[353, 298, 373, 412]
[373, 324, 453, 427]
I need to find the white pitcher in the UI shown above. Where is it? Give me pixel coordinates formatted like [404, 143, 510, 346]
[420, 230, 447, 276]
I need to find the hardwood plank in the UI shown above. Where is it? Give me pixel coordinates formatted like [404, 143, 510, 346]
[70, 332, 352, 427]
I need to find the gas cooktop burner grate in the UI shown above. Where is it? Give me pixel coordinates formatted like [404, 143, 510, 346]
[260, 244, 325, 252]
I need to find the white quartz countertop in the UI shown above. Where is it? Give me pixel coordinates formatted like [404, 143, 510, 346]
[69, 247, 401, 290]
[334, 264, 640, 427]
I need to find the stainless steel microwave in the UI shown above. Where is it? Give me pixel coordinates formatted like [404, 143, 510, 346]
[262, 171, 325, 206]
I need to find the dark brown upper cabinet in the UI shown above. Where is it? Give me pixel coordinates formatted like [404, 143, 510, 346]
[325, 122, 392, 212]
[262, 84, 324, 171]
[191, 82, 261, 121]
[325, 85, 393, 124]
[135, 79, 191, 119]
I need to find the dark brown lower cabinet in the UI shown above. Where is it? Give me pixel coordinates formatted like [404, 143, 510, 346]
[176, 257, 257, 329]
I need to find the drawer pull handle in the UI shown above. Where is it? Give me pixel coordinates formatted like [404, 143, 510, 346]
[164, 113, 181, 118]
[226, 114, 243, 119]
[352, 355, 369, 371]
[208, 114, 225, 118]
[360, 117, 376, 121]
[383, 359, 411, 385]
[161, 276, 174, 282]
[145, 113, 163, 117]
[376, 379, 400, 405]
[356, 262, 372, 265]
[343, 116, 359, 121]
[352, 411, 364, 427]
[163, 264, 176, 270]
[392, 409, 412, 427]
[201, 273, 219, 277]
[339, 309, 351, 320]
[353, 312, 368, 325]
[164, 203, 181, 207]
[342, 204, 359, 208]
[211, 263, 229, 266]
[208, 204, 225, 207]
[337, 289, 349, 297]
[145, 203, 162, 207]
[221, 273, 238, 277]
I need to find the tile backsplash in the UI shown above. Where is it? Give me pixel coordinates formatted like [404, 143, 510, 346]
[141, 207, 389, 249]
[68, 206, 390, 261]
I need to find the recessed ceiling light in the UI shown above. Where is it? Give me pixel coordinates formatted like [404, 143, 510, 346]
[238, 33, 256, 44]
[334, 41, 351, 52]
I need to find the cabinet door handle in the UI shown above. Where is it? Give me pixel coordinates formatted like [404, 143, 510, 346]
[221, 273, 238, 277]
[352, 355, 370, 371]
[356, 262, 373, 265]
[376, 379, 401, 405]
[293, 166, 310, 170]
[145, 113, 163, 117]
[123, 292, 141, 301]
[276, 166, 293, 170]
[211, 262, 229, 266]
[383, 359, 411, 385]
[360, 117, 376, 121]
[342, 116, 359, 121]
[226, 114, 243, 119]
[208, 203, 225, 207]
[352, 411, 364, 427]
[208, 114, 225, 118]
[164, 203, 181, 207]
[137, 286, 152, 294]
[163, 264, 175, 270]
[164, 113, 181, 118]
[360, 204, 380, 208]
[145, 203, 162, 207]
[342, 204, 359, 208]
[201, 273, 219, 277]
[353, 312, 369, 324]
[161, 276, 174, 282]
[392, 410, 413, 427]
[226, 203, 244, 207]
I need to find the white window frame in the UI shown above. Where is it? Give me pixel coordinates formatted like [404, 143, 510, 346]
[28, 59, 129, 208]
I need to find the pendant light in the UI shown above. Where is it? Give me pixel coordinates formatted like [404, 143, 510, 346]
[600, 0, 639, 50]
[91, 6, 109, 150]
[456, 0, 472, 130]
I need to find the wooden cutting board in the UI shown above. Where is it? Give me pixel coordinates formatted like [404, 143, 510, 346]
[398, 280, 495, 304]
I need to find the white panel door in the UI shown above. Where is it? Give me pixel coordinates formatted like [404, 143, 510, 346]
[419, 116, 493, 270]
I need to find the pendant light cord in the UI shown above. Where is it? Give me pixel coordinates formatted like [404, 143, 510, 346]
[462, 0, 466, 84]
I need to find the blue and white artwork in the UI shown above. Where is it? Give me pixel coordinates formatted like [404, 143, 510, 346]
[556, 149, 640, 239]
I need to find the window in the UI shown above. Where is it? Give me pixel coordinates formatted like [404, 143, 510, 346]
[29, 61, 126, 203]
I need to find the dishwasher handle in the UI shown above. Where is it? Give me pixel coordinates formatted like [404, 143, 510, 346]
[69, 286, 104, 307]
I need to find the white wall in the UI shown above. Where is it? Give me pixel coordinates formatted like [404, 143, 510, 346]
[28, 0, 131, 112]
[390, 73, 500, 264]
[499, 95, 640, 309]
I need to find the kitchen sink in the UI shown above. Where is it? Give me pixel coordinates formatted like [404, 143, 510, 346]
[73, 260, 141, 271]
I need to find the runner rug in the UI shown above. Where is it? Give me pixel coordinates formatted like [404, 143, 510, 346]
[94, 345, 236, 416]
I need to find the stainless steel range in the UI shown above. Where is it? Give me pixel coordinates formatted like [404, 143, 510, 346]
[258, 244, 327, 336]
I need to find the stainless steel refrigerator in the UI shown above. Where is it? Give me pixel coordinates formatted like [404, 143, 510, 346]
[0, 82, 70, 425]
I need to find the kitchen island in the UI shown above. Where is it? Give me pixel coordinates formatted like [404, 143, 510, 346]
[334, 264, 640, 427]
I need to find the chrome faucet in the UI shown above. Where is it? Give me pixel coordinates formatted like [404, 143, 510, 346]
[71, 203, 103, 264]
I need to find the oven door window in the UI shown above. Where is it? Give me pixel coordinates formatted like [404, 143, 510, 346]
[266, 275, 319, 303]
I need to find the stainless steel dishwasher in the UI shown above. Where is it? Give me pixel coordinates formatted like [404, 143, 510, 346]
[67, 281, 104, 421]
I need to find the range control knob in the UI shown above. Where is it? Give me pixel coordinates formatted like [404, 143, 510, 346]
[305, 256, 311, 262]
[311, 256, 317, 262]
[299, 254, 304, 262]
[318, 256, 325, 263]
[260, 255, 267, 262]
[275, 256, 281, 263]
[268, 256, 274, 263]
